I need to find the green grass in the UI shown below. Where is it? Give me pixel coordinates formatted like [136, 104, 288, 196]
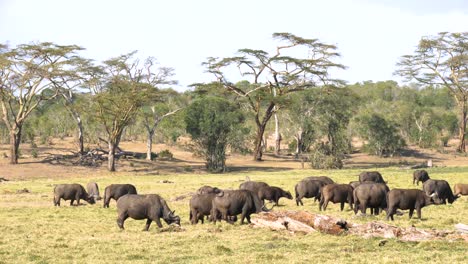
[0, 167, 467, 263]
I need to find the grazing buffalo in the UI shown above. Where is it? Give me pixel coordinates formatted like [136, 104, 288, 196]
[413, 170, 430, 185]
[454, 183, 468, 196]
[117, 194, 180, 231]
[303, 176, 335, 185]
[197, 185, 222, 195]
[359, 171, 386, 184]
[423, 179, 459, 204]
[319, 184, 354, 211]
[239, 181, 269, 196]
[54, 184, 96, 206]
[258, 186, 293, 206]
[189, 193, 217, 224]
[86, 182, 101, 201]
[295, 180, 326, 206]
[386, 189, 441, 221]
[211, 190, 270, 224]
[353, 183, 389, 215]
[103, 184, 138, 208]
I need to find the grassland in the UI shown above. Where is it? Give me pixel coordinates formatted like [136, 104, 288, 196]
[0, 167, 467, 263]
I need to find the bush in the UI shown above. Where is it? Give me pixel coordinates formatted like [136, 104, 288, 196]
[309, 143, 343, 169]
[158, 149, 173, 159]
[185, 97, 244, 173]
[356, 113, 405, 157]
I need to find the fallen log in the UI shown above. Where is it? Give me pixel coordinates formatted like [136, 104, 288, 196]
[251, 210, 468, 242]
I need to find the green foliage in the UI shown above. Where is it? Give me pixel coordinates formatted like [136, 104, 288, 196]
[309, 143, 344, 169]
[355, 113, 406, 157]
[185, 97, 245, 172]
[158, 149, 173, 159]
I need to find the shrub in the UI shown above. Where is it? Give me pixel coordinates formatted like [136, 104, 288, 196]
[309, 143, 343, 169]
[185, 97, 244, 172]
[158, 149, 173, 159]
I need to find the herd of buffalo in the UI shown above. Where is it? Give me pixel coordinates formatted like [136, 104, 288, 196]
[53, 170, 468, 231]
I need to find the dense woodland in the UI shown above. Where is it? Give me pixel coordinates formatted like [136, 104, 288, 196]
[0, 32, 466, 172]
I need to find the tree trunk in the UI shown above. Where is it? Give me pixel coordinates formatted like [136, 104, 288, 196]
[108, 141, 116, 172]
[274, 113, 281, 155]
[9, 126, 22, 164]
[76, 116, 84, 154]
[146, 129, 155, 161]
[457, 108, 467, 153]
[253, 124, 266, 161]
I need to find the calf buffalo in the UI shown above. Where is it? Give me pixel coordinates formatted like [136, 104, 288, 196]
[386, 189, 440, 220]
[103, 184, 138, 208]
[353, 183, 389, 215]
[86, 182, 101, 201]
[117, 194, 180, 231]
[295, 180, 326, 206]
[413, 170, 430, 185]
[197, 185, 222, 195]
[211, 190, 269, 224]
[423, 179, 459, 204]
[359, 171, 385, 183]
[258, 186, 292, 206]
[454, 183, 468, 196]
[319, 184, 354, 211]
[54, 184, 95, 206]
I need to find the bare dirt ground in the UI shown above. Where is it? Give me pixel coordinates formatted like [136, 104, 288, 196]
[0, 137, 467, 180]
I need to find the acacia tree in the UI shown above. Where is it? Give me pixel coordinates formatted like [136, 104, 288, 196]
[142, 88, 184, 161]
[204, 33, 344, 161]
[87, 52, 164, 171]
[0, 42, 83, 164]
[396, 32, 468, 152]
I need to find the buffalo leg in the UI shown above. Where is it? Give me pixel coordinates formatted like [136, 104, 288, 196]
[340, 202, 345, 211]
[144, 219, 152, 231]
[70, 199, 75, 206]
[246, 214, 251, 224]
[103, 198, 110, 208]
[322, 200, 329, 211]
[54, 197, 60, 206]
[416, 206, 422, 219]
[154, 218, 163, 228]
[386, 207, 395, 221]
[361, 202, 367, 214]
[408, 208, 415, 219]
[296, 197, 301, 206]
[117, 213, 128, 229]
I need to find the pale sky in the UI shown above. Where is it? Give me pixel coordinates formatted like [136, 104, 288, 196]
[1, 0, 467, 90]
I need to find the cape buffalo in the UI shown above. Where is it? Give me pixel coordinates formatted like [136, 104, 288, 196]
[86, 182, 101, 201]
[353, 183, 389, 215]
[197, 185, 222, 195]
[303, 176, 335, 185]
[54, 184, 95, 206]
[359, 171, 386, 183]
[295, 180, 326, 206]
[239, 181, 269, 197]
[189, 193, 217, 224]
[117, 194, 180, 231]
[423, 179, 459, 204]
[319, 184, 354, 211]
[258, 186, 292, 206]
[454, 183, 468, 196]
[386, 189, 440, 221]
[413, 170, 430, 185]
[211, 190, 270, 224]
[103, 184, 138, 208]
